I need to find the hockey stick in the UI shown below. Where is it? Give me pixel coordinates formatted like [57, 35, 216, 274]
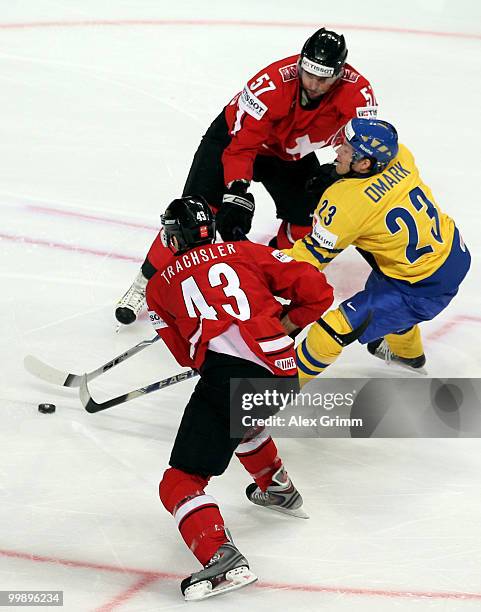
[79, 368, 199, 413]
[317, 310, 372, 347]
[24, 336, 160, 388]
[78, 313, 371, 413]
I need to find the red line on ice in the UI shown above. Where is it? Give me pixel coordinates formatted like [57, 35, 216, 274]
[25, 203, 158, 231]
[94, 574, 160, 612]
[0, 19, 479, 40]
[1, 547, 481, 606]
[0, 232, 142, 263]
[426, 315, 481, 341]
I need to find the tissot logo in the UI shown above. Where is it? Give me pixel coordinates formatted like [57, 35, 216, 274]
[239, 85, 267, 120]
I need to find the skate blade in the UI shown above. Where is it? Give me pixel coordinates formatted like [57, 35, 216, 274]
[184, 567, 257, 601]
[382, 359, 428, 376]
[252, 503, 309, 519]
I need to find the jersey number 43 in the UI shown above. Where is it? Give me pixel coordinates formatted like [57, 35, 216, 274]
[180, 263, 251, 321]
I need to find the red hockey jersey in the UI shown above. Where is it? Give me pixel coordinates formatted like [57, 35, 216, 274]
[222, 55, 377, 185]
[145, 241, 333, 376]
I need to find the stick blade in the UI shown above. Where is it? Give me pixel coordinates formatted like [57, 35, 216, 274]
[24, 355, 78, 387]
[79, 374, 100, 413]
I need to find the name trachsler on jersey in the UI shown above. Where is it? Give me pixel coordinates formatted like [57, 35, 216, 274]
[160, 243, 237, 285]
[364, 161, 411, 203]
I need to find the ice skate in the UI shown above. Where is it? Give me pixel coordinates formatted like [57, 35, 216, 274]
[181, 542, 257, 601]
[115, 270, 148, 325]
[246, 466, 308, 519]
[367, 338, 427, 374]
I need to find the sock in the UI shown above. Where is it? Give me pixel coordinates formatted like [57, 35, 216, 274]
[385, 325, 424, 359]
[235, 429, 282, 491]
[296, 308, 350, 382]
[159, 467, 228, 566]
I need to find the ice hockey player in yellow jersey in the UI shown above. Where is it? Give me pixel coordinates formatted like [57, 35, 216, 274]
[284, 118, 471, 379]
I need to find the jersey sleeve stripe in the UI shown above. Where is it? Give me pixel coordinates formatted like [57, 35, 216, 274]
[301, 239, 337, 264]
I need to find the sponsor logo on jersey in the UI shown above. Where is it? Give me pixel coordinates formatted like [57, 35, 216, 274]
[279, 62, 298, 82]
[148, 311, 168, 329]
[341, 68, 360, 83]
[275, 357, 296, 371]
[239, 84, 268, 120]
[311, 219, 338, 249]
[300, 56, 334, 77]
[271, 249, 293, 263]
[356, 105, 378, 119]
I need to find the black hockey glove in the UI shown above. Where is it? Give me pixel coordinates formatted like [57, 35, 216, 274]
[216, 180, 255, 241]
[305, 163, 343, 197]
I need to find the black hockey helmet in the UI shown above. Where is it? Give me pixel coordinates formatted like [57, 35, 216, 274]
[300, 28, 348, 78]
[161, 195, 216, 254]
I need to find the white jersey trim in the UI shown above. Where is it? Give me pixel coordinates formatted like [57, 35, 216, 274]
[208, 325, 272, 372]
[259, 335, 293, 354]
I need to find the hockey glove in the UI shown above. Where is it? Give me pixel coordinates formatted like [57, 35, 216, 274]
[216, 180, 255, 241]
[305, 163, 343, 197]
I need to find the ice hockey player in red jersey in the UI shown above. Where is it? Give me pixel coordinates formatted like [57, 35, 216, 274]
[146, 195, 333, 600]
[116, 27, 377, 325]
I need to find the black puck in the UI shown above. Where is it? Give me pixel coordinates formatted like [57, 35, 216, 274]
[38, 403, 56, 414]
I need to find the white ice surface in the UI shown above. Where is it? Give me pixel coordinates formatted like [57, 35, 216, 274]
[1, 1, 481, 610]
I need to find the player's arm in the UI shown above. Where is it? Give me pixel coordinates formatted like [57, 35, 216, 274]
[283, 188, 359, 271]
[249, 244, 334, 329]
[222, 70, 286, 184]
[145, 292, 194, 368]
[217, 69, 288, 240]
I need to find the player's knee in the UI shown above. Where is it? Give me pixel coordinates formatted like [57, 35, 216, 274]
[297, 309, 351, 379]
[159, 467, 209, 514]
[309, 309, 352, 359]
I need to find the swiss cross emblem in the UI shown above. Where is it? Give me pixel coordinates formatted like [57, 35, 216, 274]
[286, 134, 327, 158]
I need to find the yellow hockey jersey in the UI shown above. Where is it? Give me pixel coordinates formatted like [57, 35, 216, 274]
[285, 144, 465, 293]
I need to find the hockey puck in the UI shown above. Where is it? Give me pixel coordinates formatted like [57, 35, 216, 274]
[38, 403, 56, 414]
